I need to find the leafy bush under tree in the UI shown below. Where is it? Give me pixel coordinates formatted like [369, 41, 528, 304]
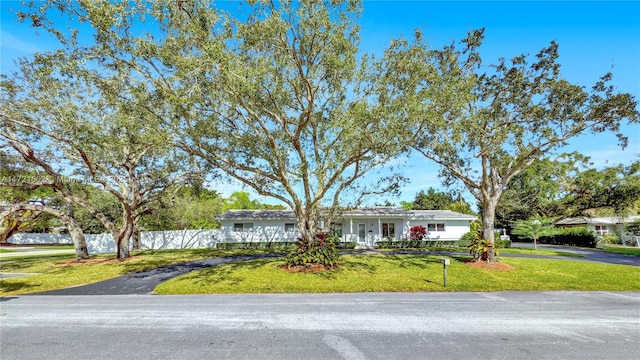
[286, 233, 340, 267]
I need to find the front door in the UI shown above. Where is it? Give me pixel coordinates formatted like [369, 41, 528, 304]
[357, 223, 366, 245]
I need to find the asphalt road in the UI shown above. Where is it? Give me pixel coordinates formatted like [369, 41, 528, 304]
[1, 292, 638, 360]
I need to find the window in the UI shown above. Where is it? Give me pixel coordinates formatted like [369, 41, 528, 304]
[233, 223, 253, 232]
[427, 223, 445, 232]
[382, 223, 395, 237]
[594, 225, 608, 236]
[285, 223, 296, 232]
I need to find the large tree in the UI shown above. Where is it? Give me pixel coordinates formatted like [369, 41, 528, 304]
[401, 29, 639, 261]
[1, 2, 200, 258]
[561, 160, 640, 217]
[158, 1, 413, 264]
[494, 153, 588, 228]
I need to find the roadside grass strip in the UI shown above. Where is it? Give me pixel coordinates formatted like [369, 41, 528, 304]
[602, 245, 640, 256]
[155, 254, 640, 294]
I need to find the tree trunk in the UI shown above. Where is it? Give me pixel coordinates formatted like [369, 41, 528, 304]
[62, 203, 89, 260]
[131, 220, 140, 251]
[115, 223, 133, 259]
[64, 216, 90, 260]
[482, 197, 498, 263]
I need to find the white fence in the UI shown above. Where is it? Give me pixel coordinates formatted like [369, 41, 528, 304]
[7, 229, 223, 254]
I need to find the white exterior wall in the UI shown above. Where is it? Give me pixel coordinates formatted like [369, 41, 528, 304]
[340, 218, 471, 245]
[216, 220, 299, 243]
[408, 220, 470, 241]
[340, 217, 405, 246]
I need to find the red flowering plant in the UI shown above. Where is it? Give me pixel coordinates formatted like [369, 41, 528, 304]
[409, 225, 427, 241]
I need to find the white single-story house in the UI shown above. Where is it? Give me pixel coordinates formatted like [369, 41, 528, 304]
[216, 207, 477, 248]
[554, 215, 640, 237]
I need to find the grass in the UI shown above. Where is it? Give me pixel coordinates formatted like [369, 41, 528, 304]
[499, 247, 584, 257]
[376, 246, 583, 257]
[154, 254, 640, 294]
[601, 245, 640, 256]
[0, 248, 280, 296]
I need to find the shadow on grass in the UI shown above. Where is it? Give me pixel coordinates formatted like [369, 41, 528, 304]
[0, 254, 75, 271]
[182, 258, 272, 289]
[0, 280, 37, 294]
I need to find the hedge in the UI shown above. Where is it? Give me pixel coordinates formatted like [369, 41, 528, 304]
[375, 240, 459, 249]
[538, 227, 598, 248]
[216, 241, 356, 250]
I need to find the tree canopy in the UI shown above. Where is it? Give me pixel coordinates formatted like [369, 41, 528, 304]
[399, 28, 639, 261]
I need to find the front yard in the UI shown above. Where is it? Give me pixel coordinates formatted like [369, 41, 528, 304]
[1, 248, 638, 296]
[154, 254, 640, 294]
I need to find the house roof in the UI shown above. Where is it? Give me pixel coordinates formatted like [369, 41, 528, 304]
[342, 207, 409, 217]
[216, 207, 477, 221]
[555, 215, 640, 226]
[409, 210, 478, 221]
[216, 210, 297, 221]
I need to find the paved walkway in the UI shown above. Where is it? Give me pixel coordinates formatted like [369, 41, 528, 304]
[18, 244, 640, 296]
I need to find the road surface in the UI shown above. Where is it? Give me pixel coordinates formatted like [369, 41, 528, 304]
[1, 291, 638, 359]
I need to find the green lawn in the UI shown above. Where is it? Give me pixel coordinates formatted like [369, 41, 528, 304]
[155, 254, 640, 294]
[601, 245, 640, 256]
[0, 248, 278, 296]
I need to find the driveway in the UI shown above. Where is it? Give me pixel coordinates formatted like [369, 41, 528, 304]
[1, 292, 638, 360]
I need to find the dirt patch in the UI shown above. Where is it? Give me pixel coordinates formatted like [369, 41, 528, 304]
[464, 260, 515, 271]
[280, 263, 339, 273]
[56, 257, 137, 266]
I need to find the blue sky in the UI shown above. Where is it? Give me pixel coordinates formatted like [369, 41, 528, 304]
[1, 1, 639, 207]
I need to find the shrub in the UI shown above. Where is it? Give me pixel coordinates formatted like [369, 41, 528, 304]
[495, 239, 512, 248]
[286, 233, 339, 267]
[458, 230, 479, 247]
[624, 221, 640, 236]
[375, 240, 458, 249]
[216, 240, 355, 251]
[335, 241, 356, 249]
[468, 238, 495, 261]
[216, 242, 296, 250]
[600, 233, 621, 245]
[538, 227, 598, 248]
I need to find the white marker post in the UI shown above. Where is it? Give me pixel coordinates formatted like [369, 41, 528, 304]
[439, 258, 450, 287]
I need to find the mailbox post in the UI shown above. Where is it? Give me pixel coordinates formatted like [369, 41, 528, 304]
[439, 258, 450, 287]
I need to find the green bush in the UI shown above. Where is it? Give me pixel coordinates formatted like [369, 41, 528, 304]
[458, 231, 479, 247]
[538, 227, 598, 248]
[216, 242, 295, 250]
[335, 241, 356, 249]
[468, 238, 494, 261]
[625, 220, 640, 236]
[495, 239, 512, 248]
[286, 233, 339, 267]
[599, 233, 621, 245]
[375, 240, 458, 249]
[216, 240, 356, 251]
